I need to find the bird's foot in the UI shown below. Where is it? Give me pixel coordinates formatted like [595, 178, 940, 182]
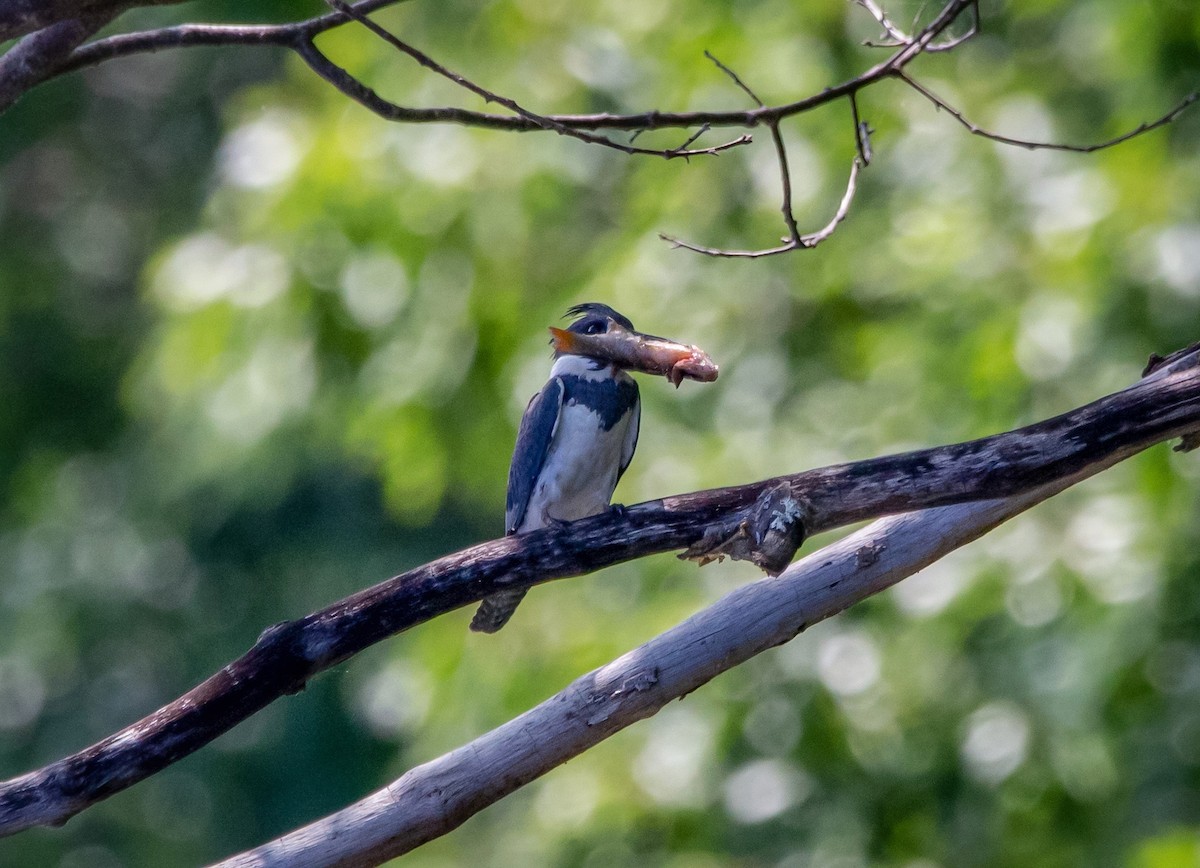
[608, 503, 629, 520]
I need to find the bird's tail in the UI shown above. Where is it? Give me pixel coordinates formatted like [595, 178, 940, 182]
[470, 588, 529, 633]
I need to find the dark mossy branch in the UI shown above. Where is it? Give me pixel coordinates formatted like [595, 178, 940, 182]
[0, 342, 1198, 837]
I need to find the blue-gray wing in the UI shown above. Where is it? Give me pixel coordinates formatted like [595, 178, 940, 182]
[617, 387, 640, 482]
[505, 377, 565, 534]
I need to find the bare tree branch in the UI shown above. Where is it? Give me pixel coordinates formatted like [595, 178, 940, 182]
[9, 0, 1191, 164]
[0, 0, 180, 42]
[0, 342, 1198, 837]
[321, 0, 752, 159]
[287, 0, 976, 143]
[0, 10, 115, 111]
[850, 91, 873, 164]
[39, 0, 975, 132]
[6, 0, 1190, 255]
[53, 0, 405, 69]
[658, 52, 865, 257]
[799, 155, 863, 244]
[215, 476, 1105, 867]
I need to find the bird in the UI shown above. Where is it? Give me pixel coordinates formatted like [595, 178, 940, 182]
[470, 302, 717, 633]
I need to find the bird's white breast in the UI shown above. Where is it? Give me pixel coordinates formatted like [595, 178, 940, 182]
[520, 395, 632, 531]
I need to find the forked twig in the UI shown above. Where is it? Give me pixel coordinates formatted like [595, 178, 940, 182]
[660, 53, 865, 258]
[660, 155, 862, 258]
[859, 0, 979, 52]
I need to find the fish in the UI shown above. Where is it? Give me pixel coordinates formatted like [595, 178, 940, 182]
[549, 325, 719, 388]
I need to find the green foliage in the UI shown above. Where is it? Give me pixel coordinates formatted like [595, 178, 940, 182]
[0, 0, 1198, 864]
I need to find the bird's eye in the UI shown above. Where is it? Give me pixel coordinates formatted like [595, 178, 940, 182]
[583, 320, 606, 335]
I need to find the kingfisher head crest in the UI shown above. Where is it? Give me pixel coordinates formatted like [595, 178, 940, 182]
[563, 303, 635, 337]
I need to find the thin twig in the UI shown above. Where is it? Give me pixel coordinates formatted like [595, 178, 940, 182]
[671, 47, 861, 257]
[800, 156, 862, 245]
[704, 49, 763, 105]
[656, 0, 980, 257]
[656, 234, 800, 259]
[857, 0, 909, 45]
[928, 0, 979, 52]
[56, 0, 403, 74]
[850, 92, 873, 165]
[898, 71, 1199, 152]
[770, 121, 803, 244]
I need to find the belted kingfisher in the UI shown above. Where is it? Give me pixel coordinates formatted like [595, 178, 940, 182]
[471, 302, 718, 633]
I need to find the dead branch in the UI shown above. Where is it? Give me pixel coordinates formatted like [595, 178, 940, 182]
[14, 0, 971, 129]
[215, 475, 1101, 867]
[53, 0, 404, 73]
[0, 0, 178, 43]
[10, 0, 1192, 158]
[4, 0, 1191, 255]
[323, 0, 751, 160]
[0, 342, 1198, 837]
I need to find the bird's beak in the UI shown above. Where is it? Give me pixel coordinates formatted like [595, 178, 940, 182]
[549, 323, 719, 388]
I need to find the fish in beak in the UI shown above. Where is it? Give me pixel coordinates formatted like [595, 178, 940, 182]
[549, 322, 719, 388]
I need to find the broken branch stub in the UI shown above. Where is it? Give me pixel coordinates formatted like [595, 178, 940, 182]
[680, 482, 808, 575]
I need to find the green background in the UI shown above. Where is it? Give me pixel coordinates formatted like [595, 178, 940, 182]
[1, 0, 1199, 865]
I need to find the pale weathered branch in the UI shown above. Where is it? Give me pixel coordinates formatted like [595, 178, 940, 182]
[0, 342, 1198, 837]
